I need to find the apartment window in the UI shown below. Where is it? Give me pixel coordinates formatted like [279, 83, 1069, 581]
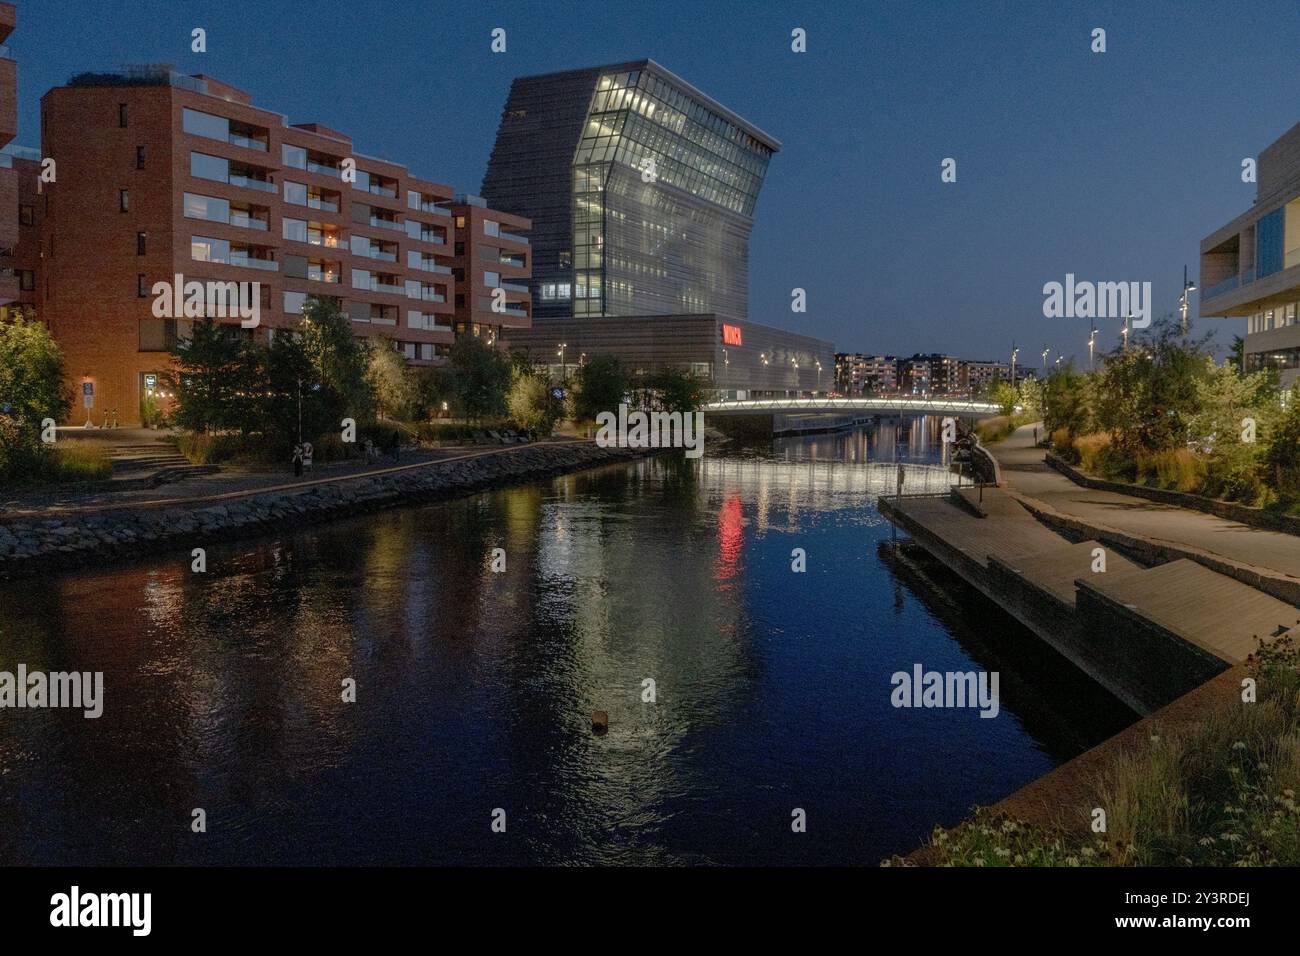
[484, 219, 500, 237]
[454, 242, 465, 256]
[484, 271, 500, 288]
[455, 216, 466, 229]
[137, 232, 147, 255]
[18, 204, 33, 226]
[18, 269, 35, 291]
[283, 217, 308, 242]
[136, 145, 146, 169]
[118, 103, 128, 128]
[139, 318, 177, 352]
[283, 181, 307, 205]
[283, 291, 307, 314]
[282, 144, 307, 169]
[184, 192, 230, 224]
[119, 189, 130, 212]
[190, 151, 229, 183]
[183, 108, 229, 143]
[191, 235, 231, 263]
[137, 274, 148, 297]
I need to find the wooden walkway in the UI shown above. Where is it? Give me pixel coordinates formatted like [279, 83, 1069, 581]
[882, 485, 1299, 710]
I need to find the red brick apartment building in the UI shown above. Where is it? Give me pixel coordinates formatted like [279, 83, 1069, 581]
[0, 1, 20, 310]
[17, 64, 529, 424]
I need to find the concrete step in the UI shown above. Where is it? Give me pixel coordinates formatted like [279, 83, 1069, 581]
[1079, 559, 1300, 665]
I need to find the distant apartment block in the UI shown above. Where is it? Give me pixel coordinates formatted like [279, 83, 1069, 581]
[1200, 121, 1300, 388]
[835, 353, 897, 395]
[482, 60, 779, 322]
[24, 66, 529, 423]
[961, 359, 1011, 394]
[835, 352, 1011, 396]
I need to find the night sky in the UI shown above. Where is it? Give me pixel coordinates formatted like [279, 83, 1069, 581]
[15, 0, 1300, 362]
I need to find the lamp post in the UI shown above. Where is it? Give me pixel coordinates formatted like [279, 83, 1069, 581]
[557, 342, 568, 381]
[1041, 346, 1050, 379]
[1088, 323, 1097, 370]
[1180, 265, 1197, 337]
[1010, 344, 1019, 386]
[1122, 312, 1131, 349]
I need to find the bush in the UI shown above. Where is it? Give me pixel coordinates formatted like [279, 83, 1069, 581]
[1135, 447, 1204, 493]
[1049, 426, 1077, 462]
[507, 370, 562, 435]
[415, 421, 480, 444]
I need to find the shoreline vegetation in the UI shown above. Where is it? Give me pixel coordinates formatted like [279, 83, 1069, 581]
[888, 640, 1300, 867]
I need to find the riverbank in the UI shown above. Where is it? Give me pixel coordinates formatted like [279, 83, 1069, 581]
[0, 439, 655, 580]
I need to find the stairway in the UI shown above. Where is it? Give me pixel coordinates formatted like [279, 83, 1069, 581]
[108, 442, 219, 485]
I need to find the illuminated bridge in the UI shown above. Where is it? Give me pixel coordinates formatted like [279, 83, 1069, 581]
[701, 396, 1008, 418]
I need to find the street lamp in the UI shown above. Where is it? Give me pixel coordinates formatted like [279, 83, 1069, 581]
[557, 342, 568, 380]
[1088, 323, 1097, 370]
[1010, 345, 1019, 386]
[1180, 265, 1197, 336]
[1122, 312, 1131, 349]
[1041, 346, 1050, 377]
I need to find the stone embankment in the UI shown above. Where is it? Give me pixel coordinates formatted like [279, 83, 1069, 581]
[0, 441, 650, 580]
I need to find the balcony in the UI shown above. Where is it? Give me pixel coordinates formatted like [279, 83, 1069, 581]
[229, 174, 277, 194]
[230, 255, 278, 272]
[499, 230, 529, 245]
[368, 216, 404, 233]
[501, 281, 529, 293]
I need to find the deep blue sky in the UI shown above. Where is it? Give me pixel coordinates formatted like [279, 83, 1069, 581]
[15, 0, 1299, 362]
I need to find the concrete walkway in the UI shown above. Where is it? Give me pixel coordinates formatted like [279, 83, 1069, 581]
[993, 424, 1300, 583]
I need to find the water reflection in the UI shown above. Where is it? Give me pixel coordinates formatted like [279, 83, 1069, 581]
[0, 419, 1135, 865]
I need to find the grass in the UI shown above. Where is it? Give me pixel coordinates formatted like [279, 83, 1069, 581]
[887, 640, 1300, 866]
[53, 439, 113, 482]
[975, 413, 1036, 445]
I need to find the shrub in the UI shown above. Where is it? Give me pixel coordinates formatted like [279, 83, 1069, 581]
[1071, 432, 1111, 473]
[1049, 426, 1077, 462]
[1136, 447, 1203, 493]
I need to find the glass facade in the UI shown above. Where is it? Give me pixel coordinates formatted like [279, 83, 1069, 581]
[482, 61, 778, 322]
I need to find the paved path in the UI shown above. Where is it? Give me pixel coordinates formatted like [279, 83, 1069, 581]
[992, 424, 1300, 582]
[1, 440, 586, 518]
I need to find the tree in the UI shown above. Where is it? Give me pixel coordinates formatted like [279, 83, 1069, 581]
[572, 355, 628, 422]
[1094, 313, 1213, 454]
[446, 335, 511, 422]
[0, 317, 70, 479]
[1042, 364, 1090, 437]
[507, 369, 562, 435]
[300, 297, 375, 426]
[988, 379, 1018, 417]
[168, 317, 257, 434]
[0, 316, 70, 431]
[369, 341, 418, 420]
[638, 366, 711, 412]
[1228, 335, 1246, 374]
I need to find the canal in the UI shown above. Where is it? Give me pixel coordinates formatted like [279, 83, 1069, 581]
[0, 418, 1136, 865]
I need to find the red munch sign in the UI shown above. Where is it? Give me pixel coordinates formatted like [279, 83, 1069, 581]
[721, 324, 743, 346]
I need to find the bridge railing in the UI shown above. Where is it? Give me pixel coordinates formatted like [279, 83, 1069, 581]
[702, 396, 1008, 417]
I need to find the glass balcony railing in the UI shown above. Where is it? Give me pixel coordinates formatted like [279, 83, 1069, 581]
[229, 256, 278, 271]
[498, 230, 529, 245]
[307, 161, 342, 178]
[228, 133, 269, 152]
[229, 175, 277, 194]
[369, 217, 404, 232]
[307, 197, 339, 213]
[230, 215, 269, 231]
[407, 289, 446, 303]
[501, 281, 529, 293]
[1204, 269, 1256, 300]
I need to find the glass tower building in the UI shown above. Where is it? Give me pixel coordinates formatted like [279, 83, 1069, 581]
[482, 60, 780, 321]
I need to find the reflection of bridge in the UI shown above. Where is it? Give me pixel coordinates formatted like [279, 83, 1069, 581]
[701, 397, 1007, 418]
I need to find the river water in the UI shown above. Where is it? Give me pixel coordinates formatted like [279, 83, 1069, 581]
[0, 418, 1135, 865]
